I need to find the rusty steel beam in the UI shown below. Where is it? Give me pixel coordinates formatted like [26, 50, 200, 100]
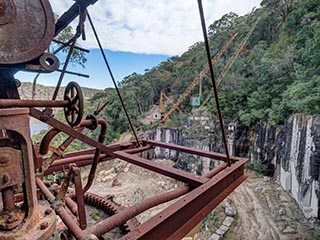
[44, 145, 153, 175]
[30, 107, 115, 152]
[113, 151, 209, 187]
[120, 159, 246, 240]
[55, 0, 98, 36]
[30, 108, 208, 187]
[71, 166, 87, 230]
[52, 39, 90, 53]
[0, 99, 68, 108]
[89, 162, 229, 237]
[143, 139, 242, 162]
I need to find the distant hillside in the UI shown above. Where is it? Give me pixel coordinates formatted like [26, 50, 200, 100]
[85, 0, 319, 133]
[35, 0, 318, 144]
[19, 82, 103, 100]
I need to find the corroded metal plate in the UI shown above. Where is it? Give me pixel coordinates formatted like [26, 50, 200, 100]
[0, 0, 54, 64]
[0, 147, 23, 189]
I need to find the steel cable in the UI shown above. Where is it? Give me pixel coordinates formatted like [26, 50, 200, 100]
[197, 0, 231, 166]
[87, 11, 140, 145]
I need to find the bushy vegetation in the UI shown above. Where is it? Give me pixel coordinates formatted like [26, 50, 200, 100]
[31, 0, 320, 148]
[86, 0, 319, 139]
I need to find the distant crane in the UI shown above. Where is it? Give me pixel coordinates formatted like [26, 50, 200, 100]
[160, 32, 239, 123]
[201, 19, 260, 106]
[159, 90, 182, 119]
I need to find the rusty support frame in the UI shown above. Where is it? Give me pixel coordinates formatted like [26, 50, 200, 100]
[55, 0, 98, 36]
[30, 108, 209, 187]
[113, 151, 209, 187]
[143, 139, 243, 162]
[29, 107, 247, 240]
[89, 162, 229, 237]
[120, 159, 246, 240]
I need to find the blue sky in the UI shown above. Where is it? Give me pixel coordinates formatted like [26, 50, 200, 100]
[17, 0, 261, 90]
[16, 50, 169, 89]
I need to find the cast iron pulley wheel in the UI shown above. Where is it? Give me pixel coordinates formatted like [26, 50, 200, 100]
[0, 0, 55, 64]
[64, 81, 84, 127]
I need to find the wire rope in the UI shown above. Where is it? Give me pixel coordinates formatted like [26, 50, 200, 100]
[87, 11, 140, 145]
[197, 0, 231, 166]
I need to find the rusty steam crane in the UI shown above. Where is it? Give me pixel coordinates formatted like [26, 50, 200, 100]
[0, 0, 247, 239]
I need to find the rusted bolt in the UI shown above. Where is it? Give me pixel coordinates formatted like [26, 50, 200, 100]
[45, 208, 53, 215]
[3, 174, 9, 183]
[40, 221, 49, 230]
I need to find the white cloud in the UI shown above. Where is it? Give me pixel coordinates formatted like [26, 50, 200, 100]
[51, 0, 261, 56]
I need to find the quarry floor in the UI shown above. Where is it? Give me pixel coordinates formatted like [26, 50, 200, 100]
[225, 170, 320, 240]
[86, 160, 320, 240]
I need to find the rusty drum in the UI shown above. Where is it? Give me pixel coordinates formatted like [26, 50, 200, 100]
[0, 0, 54, 64]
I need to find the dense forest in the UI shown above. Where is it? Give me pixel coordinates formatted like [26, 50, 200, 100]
[36, 0, 320, 144]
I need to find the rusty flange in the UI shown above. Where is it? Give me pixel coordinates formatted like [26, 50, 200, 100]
[0, 0, 54, 64]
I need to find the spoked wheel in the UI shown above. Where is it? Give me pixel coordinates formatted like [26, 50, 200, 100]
[64, 81, 84, 127]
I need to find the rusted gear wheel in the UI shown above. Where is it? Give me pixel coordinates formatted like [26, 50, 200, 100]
[64, 81, 84, 127]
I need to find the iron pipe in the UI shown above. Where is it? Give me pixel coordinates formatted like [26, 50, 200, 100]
[36, 178, 55, 203]
[90, 185, 190, 237]
[40, 118, 106, 171]
[39, 128, 61, 155]
[65, 196, 78, 215]
[0, 99, 68, 108]
[90, 162, 227, 237]
[56, 206, 88, 240]
[36, 178, 90, 240]
[82, 119, 107, 193]
[40, 118, 106, 156]
[44, 145, 152, 175]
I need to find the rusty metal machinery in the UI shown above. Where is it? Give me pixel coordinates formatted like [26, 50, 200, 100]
[0, 1, 247, 239]
[0, 0, 54, 65]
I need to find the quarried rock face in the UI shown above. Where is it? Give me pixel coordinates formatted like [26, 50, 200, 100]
[276, 115, 319, 219]
[149, 111, 320, 219]
[233, 114, 320, 219]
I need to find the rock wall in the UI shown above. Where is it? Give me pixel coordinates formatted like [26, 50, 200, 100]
[240, 115, 320, 218]
[152, 109, 224, 175]
[149, 111, 320, 219]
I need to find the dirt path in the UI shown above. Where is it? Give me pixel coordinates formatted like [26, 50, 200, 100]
[86, 160, 319, 240]
[224, 170, 320, 240]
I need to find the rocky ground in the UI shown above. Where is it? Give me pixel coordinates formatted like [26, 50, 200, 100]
[87, 159, 183, 223]
[85, 161, 319, 240]
[224, 170, 320, 240]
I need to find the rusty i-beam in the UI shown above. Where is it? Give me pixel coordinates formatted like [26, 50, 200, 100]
[0, 0, 247, 239]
